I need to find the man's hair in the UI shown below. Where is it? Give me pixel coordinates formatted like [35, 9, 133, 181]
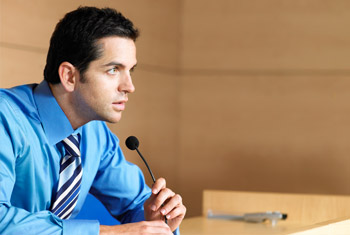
[44, 6, 139, 84]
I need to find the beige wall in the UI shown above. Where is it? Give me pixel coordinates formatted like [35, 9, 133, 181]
[1, 0, 350, 219]
[179, 0, 350, 216]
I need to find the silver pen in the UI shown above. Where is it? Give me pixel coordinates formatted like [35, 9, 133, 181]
[207, 210, 287, 226]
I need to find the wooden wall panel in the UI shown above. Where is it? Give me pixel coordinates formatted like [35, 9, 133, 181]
[178, 74, 350, 215]
[179, 0, 350, 217]
[0, 47, 45, 87]
[181, 0, 350, 70]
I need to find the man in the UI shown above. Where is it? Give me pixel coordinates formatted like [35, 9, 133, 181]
[0, 6, 185, 235]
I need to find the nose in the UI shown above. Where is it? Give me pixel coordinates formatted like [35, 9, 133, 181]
[119, 72, 135, 94]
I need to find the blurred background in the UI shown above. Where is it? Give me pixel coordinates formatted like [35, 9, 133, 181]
[1, 0, 350, 219]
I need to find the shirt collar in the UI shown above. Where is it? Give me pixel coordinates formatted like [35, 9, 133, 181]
[33, 80, 81, 145]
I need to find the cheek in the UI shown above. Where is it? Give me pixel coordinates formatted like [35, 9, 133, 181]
[91, 85, 115, 106]
[76, 84, 101, 108]
[79, 75, 117, 105]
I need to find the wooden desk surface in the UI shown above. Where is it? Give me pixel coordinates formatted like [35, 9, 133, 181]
[180, 217, 307, 235]
[187, 190, 350, 234]
[180, 216, 350, 235]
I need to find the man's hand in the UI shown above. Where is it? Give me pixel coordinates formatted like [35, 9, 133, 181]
[100, 221, 172, 234]
[144, 178, 186, 232]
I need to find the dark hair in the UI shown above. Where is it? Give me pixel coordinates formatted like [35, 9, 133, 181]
[44, 6, 139, 84]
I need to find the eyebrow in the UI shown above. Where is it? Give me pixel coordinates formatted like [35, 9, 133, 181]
[103, 62, 124, 67]
[103, 62, 137, 70]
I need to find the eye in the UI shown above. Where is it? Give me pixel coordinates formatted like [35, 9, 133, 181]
[107, 67, 119, 75]
[130, 65, 137, 73]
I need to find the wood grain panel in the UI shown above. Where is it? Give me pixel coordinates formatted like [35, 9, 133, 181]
[178, 74, 350, 216]
[0, 47, 45, 87]
[181, 0, 350, 70]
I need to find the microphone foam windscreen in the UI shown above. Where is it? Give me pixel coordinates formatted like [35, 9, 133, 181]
[125, 136, 139, 150]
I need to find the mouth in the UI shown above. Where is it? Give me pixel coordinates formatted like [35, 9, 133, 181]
[112, 100, 127, 111]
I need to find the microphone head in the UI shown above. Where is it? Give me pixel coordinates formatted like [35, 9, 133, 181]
[125, 136, 139, 150]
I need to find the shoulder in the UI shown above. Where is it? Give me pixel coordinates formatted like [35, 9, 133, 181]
[0, 84, 38, 118]
[0, 85, 37, 154]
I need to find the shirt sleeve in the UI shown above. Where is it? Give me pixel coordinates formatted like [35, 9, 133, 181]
[89, 125, 152, 224]
[0, 98, 100, 235]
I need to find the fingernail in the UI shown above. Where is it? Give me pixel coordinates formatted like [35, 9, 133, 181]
[161, 209, 166, 215]
[152, 189, 157, 194]
[151, 205, 156, 211]
[166, 215, 171, 219]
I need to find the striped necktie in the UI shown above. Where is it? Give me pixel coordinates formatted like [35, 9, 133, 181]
[51, 134, 83, 219]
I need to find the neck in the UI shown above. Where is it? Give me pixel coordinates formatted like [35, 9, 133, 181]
[49, 83, 89, 130]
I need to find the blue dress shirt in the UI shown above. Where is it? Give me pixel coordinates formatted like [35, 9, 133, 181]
[0, 81, 153, 234]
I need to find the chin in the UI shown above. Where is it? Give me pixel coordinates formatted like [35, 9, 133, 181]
[106, 114, 122, 123]
[98, 110, 123, 123]
[108, 119, 121, 124]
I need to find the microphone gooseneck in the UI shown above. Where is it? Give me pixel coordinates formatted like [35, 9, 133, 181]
[125, 136, 167, 224]
[125, 136, 156, 182]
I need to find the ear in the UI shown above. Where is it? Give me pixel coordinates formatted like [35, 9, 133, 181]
[58, 62, 78, 92]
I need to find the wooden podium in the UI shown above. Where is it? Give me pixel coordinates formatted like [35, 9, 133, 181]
[181, 190, 350, 234]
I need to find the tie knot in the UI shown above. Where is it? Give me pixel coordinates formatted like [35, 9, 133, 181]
[62, 134, 81, 157]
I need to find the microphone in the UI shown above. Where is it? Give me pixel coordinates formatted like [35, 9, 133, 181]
[125, 136, 167, 224]
[125, 136, 156, 182]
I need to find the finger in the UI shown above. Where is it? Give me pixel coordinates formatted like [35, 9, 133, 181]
[151, 177, 166, 194]
[152, 188, 175, 211]
[159, 194, 182, 216]
[165, 205, 187, 220]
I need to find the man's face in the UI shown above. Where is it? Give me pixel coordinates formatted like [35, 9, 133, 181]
[72, 36, 137, 123]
